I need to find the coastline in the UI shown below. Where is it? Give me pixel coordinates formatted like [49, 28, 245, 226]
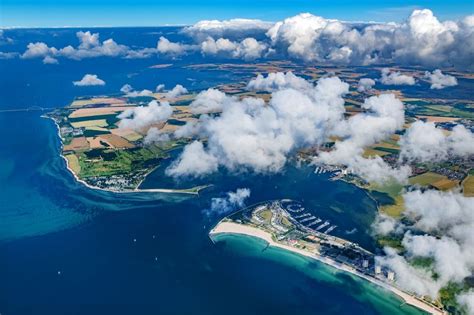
[210, 221, 445, 315]
[44, 115, 204, 196]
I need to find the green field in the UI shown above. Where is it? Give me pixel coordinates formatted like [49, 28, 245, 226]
[78, 146, 167, 178]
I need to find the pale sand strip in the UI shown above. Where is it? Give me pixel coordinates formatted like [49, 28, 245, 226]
[210, 222, 445, 315]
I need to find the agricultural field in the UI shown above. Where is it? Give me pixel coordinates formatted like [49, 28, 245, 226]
[409, 172, 447, 186]
[462, 175, 474, 196]
[65, 154, 81, 174]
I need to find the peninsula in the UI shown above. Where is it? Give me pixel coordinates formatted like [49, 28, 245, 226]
[210, 200, 446, 315]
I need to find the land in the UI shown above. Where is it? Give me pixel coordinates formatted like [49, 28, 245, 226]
[210, 200, 446, 315]
[46, 92, 202, 192]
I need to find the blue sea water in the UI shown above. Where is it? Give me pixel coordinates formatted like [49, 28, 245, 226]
[0, 28, 431, 315]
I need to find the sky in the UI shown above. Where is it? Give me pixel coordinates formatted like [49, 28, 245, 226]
[1, 0, 473, 28]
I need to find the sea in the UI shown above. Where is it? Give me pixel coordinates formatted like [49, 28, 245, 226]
[0, 27, 453, 315]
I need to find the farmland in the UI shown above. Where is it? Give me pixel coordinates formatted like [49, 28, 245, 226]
[47, 92, 196, 191]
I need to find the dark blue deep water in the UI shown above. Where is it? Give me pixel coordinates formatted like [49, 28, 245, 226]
[0, 28, 430, 315]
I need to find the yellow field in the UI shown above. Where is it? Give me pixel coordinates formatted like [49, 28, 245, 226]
[380, 195, 405, 218]
[373, 140, 400, 150]
[160, 124, 179, 133]
[363, 148, 390, 158]
[70, 97, 126, 108]
[86, 137, 108, 149]
[85, 126, 109, 132]
[110, 128, 143, 142]
[416, 115, 460, 123]
[431, 178, 459, 191]
[98, 134, 134, 148]
[65, 154, 81, 174]
[71, 119, 108, 128]
[409, 172, 447, 186]
[462, 175, 474, 197]
[69, 106, 133, 118]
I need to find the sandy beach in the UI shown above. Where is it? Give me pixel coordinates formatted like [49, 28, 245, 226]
[210, 221, 446, 315]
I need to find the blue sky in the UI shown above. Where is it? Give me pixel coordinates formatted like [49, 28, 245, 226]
[1, 0, 473, 27]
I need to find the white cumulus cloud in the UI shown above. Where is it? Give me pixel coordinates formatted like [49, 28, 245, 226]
[118, 100, 173, 131]
[73, 74, 106, 86]
[380, 68, 416, 85]
[399, 121, 474, 162]
[424, 69, 458, 89]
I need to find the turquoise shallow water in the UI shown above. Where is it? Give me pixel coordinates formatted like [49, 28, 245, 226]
[214, 234, 427, 315]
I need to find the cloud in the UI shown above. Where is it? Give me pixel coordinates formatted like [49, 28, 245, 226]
[246, 71, 313, 92]
[73, 74, 105, 86]
[457, 290, 474, 315]
[165, 84, 188, 98]
[22, 42, 54, 59]
[316, 93, 411, 184]
[184, 18, 272, 40]
[423, 69, 458, 89]
[120, 84, 154, 97]
[402, 233, 473, 285]
[376, 190, 474, 299]
[120, 84, 134, 94]
[118, 100, 173, 131]
[372, 213, 405, 236]
[380, 68, 416, 85]
[263, 10, 474, 69]
[200, 37, 267, 60]
[17, 10, 474, 67]
[170, 74, 414, 183]
[21, 31, 129, 61]
[205, 188, 251, 216]
[376, 248, 442, 298]
[157, 36, 195, 55]
[42, 55, 58, 64]
[0, 51, 17, 59]
[357, 78, 376, 92]
[77, 31, 100, 49]
[168, 75, 350, 177]
[399, 121, 474, 162]
[189, 88, 230, 114]
[144, 127, 171, 145]
[155, 84, 165, 92]
[166, 141, 218, 177]
[402, 190, 474, 234]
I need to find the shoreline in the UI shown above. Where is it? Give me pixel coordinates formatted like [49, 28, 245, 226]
[210, 221, 445, 315]
[44, 115, 205, 196]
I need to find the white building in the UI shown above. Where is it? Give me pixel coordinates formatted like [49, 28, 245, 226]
[387, 271, 395, 281]
[375, 265, 382, 274]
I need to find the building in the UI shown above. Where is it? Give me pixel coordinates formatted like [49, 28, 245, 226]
[375, 265, 382, 274]
[362, 259, 369, 268]
[387, 271, 395, 281]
